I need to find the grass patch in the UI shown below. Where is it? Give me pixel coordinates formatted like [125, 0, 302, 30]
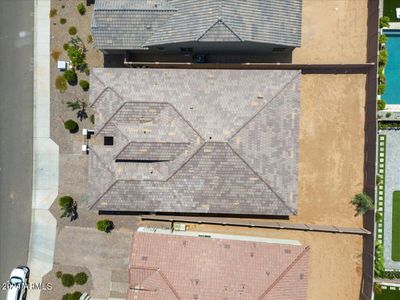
[375, 287, 400, 300]
[383, 0, 400, 22]
[392, 191, 400, 260]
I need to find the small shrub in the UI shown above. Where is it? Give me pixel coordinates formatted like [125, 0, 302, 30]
[90, 114, 95, 124]
[376, 212, 383, 223]
[64, 120, 79, 133]
[62, 294, 70, 300]
[351, 193, 373, 216]
[68, 292, 82, 300]
[67, 100, 81, 111]
[55, 75, 67, 93]
[386, 112, 392, 118]
[378, 121, 400, 130]
[61, 5, 65, 9]
[55, 271, 62, 278]
[60, 18, 67, 25]
[77, 3, 86, 15]
[374, 283, 383, 295]
[379, 34, 387, 45]
[380, 16, 390, 28]
[59, 196, 73, 210]
[61, 273, 74, 287]
[74, 272, 88, 285]
[84, 67, 90, 76]
[63, 69, 77, 84]
[378, 84, 386, 95]
[68, 26, 77, 36]
[96, 219, 114, 232]
[63, 43, 69, 51]
[79, 80, 90, 91]
[378, 99, 386, 111]
[379, 49, 388, 67]
[375, 241, 384, 276]
[87, 34, 93, 44]
[376, 174, 383, 186]
[50, 8, 57, 18]
[51, 50, 61, 61]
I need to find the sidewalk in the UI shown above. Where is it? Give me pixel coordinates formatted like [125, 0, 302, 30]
[27, 0, 59, 299]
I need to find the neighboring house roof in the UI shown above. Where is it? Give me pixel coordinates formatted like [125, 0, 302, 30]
[92, 0, 302, 50]
[127, 230, 310, 299]
[88, 68, 301, 215]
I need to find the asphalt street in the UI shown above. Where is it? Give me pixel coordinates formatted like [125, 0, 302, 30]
[0, 0, 34, 299]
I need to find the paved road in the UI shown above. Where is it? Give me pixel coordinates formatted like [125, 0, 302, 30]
[0, 0, 34, 299]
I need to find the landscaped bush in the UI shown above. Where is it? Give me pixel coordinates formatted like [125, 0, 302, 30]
[376, 174, 383, 186]
[87, 34, 93, 44]
[378, 121, 400, 130]
[379, 34, 388, 45]
[379, 49, 388, 67]
[376, 211, 383, 222]
[84, 67, 90, 76]
[378, 84, 386, 95]
[375, 241, 384, 277]
[60, 18, 67, 25]
[380, 16, 390, 28]
[96, 219, 114, 232]
[67, 44, 86, 71]
[63, 69, 77, 84]
[79, 80, 89, 91]
[378, 99, 386, 111]
[77, 3, 86, 15]
[74, 272, 88, 285]
[56, 271, 62, 279]
[68, 26, 77, 35]
[64, 120, 79, 133]
[67, 100, 81, 111]
[51, 50, 61, 61]
[59, 196, 73, 210]
[386, 112, 392, 118]
[61, 273, 75, 287]
[55, 75, 67, 93]
[63, 43, 69, 51]
[380, 270, 400, 279]
[62, 292, 82, 300]
[90, 114, 95, 124]
[50, 8, 57, 18]
[350, 193, 373, 216]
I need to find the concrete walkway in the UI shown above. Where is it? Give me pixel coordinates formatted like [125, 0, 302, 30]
[27, 0, 58, 299]
[382, 130, 400, 269]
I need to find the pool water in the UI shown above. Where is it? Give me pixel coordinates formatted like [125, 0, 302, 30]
[383, 30, 400, 105]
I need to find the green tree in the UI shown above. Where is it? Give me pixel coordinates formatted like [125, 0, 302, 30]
[379, 34, 387, 45]
[67, 45, 86, 71]
[351, 193, 373, 216]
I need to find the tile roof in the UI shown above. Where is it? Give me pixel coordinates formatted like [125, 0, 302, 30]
[127, 230, 310, 299]
[88, 68, 301, 215]
[92, 0, 302, 50]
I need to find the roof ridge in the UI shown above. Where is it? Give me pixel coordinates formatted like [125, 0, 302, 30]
[229, 71, 301, 141]
[226, 143, 295, 215]
[89, 180, 119, 209]
[90, 72, 108, 107]
[95, 100, 127, 137]
[257, 246, 310, 299]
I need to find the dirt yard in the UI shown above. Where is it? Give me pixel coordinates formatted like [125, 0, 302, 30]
[190, 224, 363, 300]
[293, 0, 368, 64]
[293, 74, 366, 228]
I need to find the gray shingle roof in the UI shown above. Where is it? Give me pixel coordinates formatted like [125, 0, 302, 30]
[88, 68, 301, 215]
[92, 0, 302, 50]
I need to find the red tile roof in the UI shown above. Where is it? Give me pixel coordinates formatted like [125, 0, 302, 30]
[127, 231, 310, 300]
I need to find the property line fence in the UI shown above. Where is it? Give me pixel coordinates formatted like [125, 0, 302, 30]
[141, 215, 371, 236]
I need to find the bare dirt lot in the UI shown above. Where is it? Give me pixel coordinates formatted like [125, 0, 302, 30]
[293, 74, 366, 228]
[191, 224, 363, 300]
[293, 0, 368, 64]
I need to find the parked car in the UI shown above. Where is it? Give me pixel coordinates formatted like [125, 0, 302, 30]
[6, 266, 29, 300]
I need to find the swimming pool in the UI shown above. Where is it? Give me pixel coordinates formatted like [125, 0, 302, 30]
[383, 30, 400, 105]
